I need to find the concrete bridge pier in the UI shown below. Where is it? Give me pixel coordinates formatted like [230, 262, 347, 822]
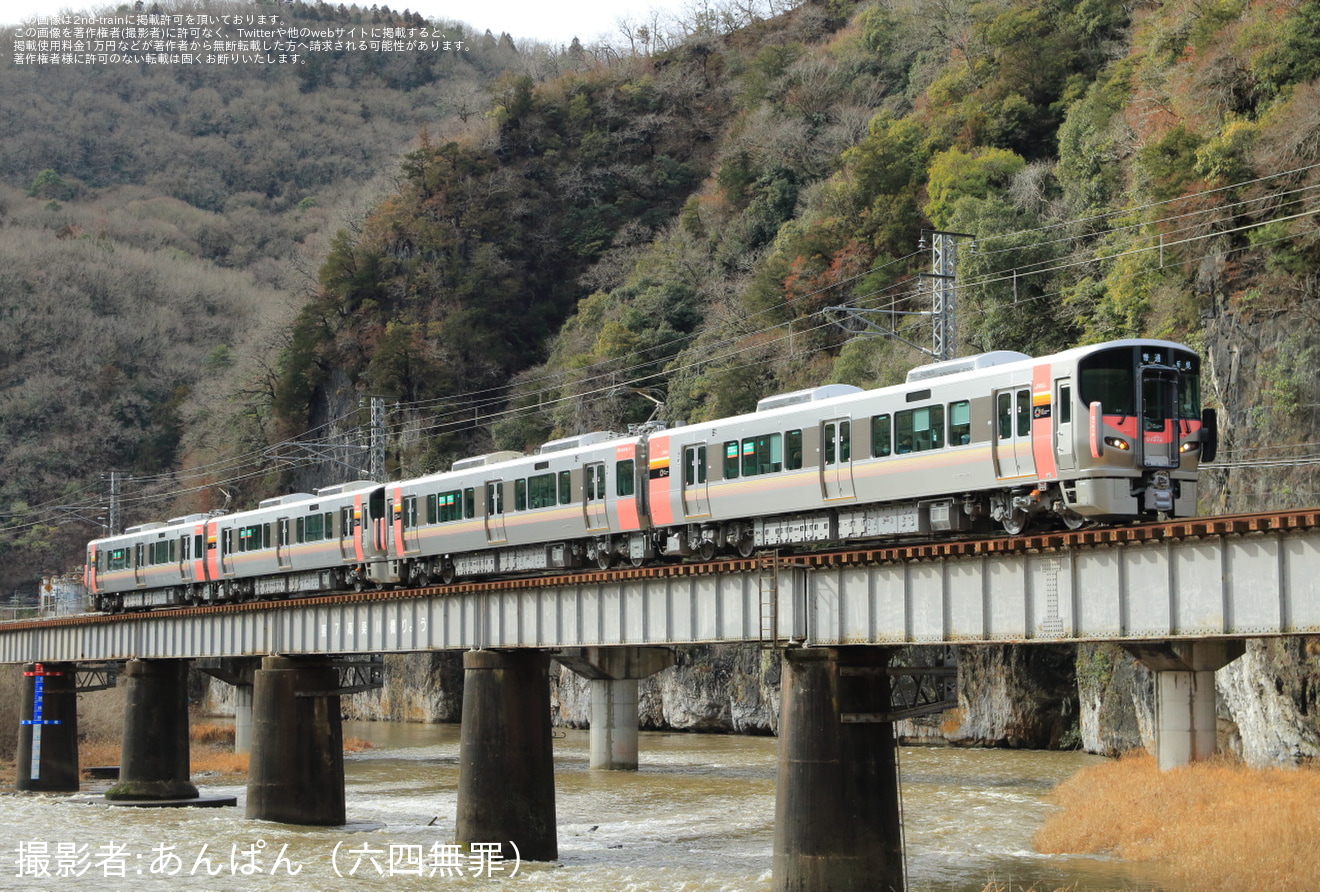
[196, 658, 259, 753]
[106, 659, 198, 801]
[1126, 640, 1245, 770]
[773, 646, 904, 892]
[555, 646, 674, 770]
[246, 655, 345, 825]
[455, 649, 557, 861]
[15, 662, 79, 792]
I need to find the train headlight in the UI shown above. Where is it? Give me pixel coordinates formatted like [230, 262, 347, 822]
[1179, 441, 1200, 453]
[1103, 437, 1131, 451]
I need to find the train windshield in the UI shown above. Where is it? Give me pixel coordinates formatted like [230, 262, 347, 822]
[1079, 345, 1201, 419]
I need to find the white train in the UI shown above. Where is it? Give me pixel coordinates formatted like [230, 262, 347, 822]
[86, 338, 1214, 611]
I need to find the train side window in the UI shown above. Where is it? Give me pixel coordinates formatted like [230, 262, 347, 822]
[998, 393, 1013, 439]
[528, 473, 556, 509]
[1017, 390, 1031, 437]
[617, 460, 636, 497]
[426, 494, 438, 524]
[515, 479, 528, 511]
[949, 401, 971, 445]
[723, 441, 740, 479]
[896, 406, 944, 452]
[558, 470, 572, 505]
[871, 415, 891, 457]
[296, 517, 306, 543]
[464, 488, 475, 518]
[786, 430, 803, 470]
[741, 438, 757, 477]
[195, 534, 204, 557]
[305, 513, 323, 542]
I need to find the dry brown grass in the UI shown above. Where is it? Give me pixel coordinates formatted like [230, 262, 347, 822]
[191, 750, 249, 775]
[1035, 751, 1320, 891]
[190, 722, 235, 746]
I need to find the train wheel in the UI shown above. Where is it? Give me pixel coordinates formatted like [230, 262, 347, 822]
[695, 539, 717, 562]
[735, 536, 756, 559]
[1059, 509, 1088, 531]
[594, 546, 614, 570]
[440, 563, 457, 585]
[1002, 509, 1029, 536]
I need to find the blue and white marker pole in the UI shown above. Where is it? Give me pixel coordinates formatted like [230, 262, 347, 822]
[15, 662, 80, 792]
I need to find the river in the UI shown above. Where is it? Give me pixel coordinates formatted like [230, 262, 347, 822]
[3, 721, 1177, 892]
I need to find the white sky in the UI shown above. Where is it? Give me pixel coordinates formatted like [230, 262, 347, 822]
[0, 0, 695, 45]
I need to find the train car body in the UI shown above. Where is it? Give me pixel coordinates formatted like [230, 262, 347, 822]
[645, 339, 1206, 556]
[85, 339, 1211, 611]
[383, 432, 651, 584]
[86, 481, 387, 611]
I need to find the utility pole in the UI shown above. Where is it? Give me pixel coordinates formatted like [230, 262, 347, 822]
[824, 229, 976, 361]
[108, 471, 121, 536]
[920, 229, 975, 362]
[369, 396, 386, 482]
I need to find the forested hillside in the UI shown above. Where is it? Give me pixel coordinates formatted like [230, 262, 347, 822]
[0, 0, 537, 588]
[3, 0, 1319, 598]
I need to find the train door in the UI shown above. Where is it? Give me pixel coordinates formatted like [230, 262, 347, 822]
[339, 506, 356, 561]
[584, 462, 609, 530]
[484, 480, 508, 543]
[220, 527, 237, 576]
[682, 444, 709, 518]
[277, 518, 293, 569]
[994, 387, 1036, 479]
[178, 534, 193, 582]
[398, 494, 420, 554]
[821, 418, 855, 500]
[1054, 378, 1076, 472]
[1140, 367, 1180, 468]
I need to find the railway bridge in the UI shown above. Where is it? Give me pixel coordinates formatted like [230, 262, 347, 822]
[4, 508, 1320, 892]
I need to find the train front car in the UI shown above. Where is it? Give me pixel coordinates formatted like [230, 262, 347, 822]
[1065, 339, 1211, 522]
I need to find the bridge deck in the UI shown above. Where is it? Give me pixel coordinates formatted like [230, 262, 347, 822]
[3, 511, 1319, 662]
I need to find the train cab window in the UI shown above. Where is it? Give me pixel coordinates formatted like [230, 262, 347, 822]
[896, 406, 944, 453]
[617, 460, 636, 497]
[558, 470, 572, 505]
[723, 441, 740, 479]
[949, 401, 971, 445]
[871, 415, 891, 457]
[785, 431, 803, 470]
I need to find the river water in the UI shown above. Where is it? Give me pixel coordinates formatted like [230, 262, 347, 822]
[4, 721, 1177, 892]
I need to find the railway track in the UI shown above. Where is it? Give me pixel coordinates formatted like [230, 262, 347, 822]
[12, 507, 1320, 631]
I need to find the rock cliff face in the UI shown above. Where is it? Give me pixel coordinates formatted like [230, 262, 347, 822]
[336, 643, 1082, 750]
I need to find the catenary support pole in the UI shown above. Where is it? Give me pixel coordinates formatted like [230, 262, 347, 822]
[106, 659, 198, 800]
[773, 646, 904, 892]
[15, 662, 79, 793]
[455, 649, 557, 861]
[246, 656, 345, 825]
